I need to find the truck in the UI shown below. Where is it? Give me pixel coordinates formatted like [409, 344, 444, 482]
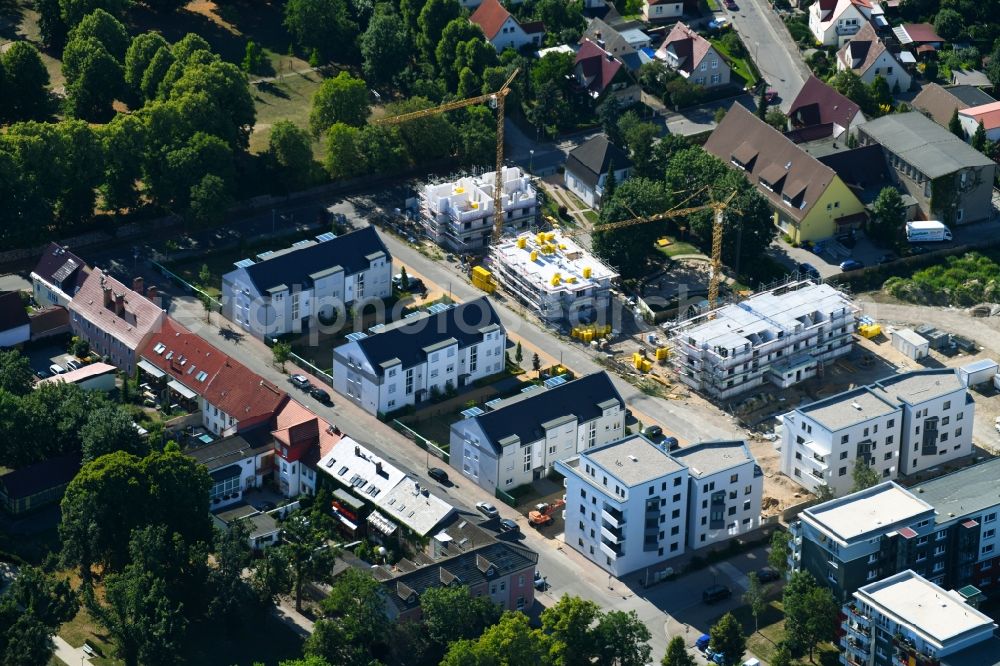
[906, 220, 952, 242]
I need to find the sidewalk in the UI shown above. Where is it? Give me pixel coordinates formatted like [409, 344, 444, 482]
[53, 635, 88, 665]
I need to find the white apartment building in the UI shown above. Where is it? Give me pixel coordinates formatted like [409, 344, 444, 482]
[556, 435, 689, 576]
[419, 167, 538, 252]
[671, 441, 764, 550]
[490, 230, 618, 324]
[450, 372, 626, 493]
[842, 570, 1000, 666]
[669, 281, 858, 401]
[331, 298, 505, 416]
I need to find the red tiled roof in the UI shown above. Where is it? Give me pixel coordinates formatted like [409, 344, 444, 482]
[903, 23, 942, 43]
[69, 269, 164, 352]
[271, 400, 344, 465]
[960, 101, 1000, 130]
[203, 360, 287, 426]
[657, 22, 712, 75]
[575, 39, 623, 94]
[470, 0, 511, 40]
[140, 317, 229, 391]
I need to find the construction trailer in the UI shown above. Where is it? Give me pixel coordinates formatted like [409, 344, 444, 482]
[891, 328, 930, 360]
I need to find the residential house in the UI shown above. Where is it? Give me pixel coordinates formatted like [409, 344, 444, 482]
[817, 145, 901, 213]
[655, 22, 731, 89]
[671, 441, 763, 551]
[470, 0, 544, 52]
[856, 112, 996, 224]
[809, 0, 871, 47]
[0, 292, 29, 348]
[377, 542, 538, 620]
[582, 19, 652, 71]
[212, 504, 281, 551]
[30, 243, 88, 308]
[892, 23, 943, 52]
[842, 570, 1000, 666]
[564, 134, 632, 209]
[37, 362, 118, 392]
[912, 83, 996, 129]
[0, 455, 81, 515]
[188, 431, 275, 509]
[574, 39, 640, 104]
[786, 75, 865, 141]
[221, 226, 391, 340]
[951, 68, 993, 89]
[450, 371, 626, 493]
[643, 0, 683, 23]
[837, 23, 912, 91]
[68, 270, 165, 376]
[332, 298, 506, 416]
[704, 104, 867, 243]
[958, 101, 1000, 143]
[270, 399, 343, 498]
[668, 280, 859, 401]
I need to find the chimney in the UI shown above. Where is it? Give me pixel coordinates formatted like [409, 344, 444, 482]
[355, 445, 361, 457]
[103, 286, 113, 308]
[133, 277, 144, 294]
[375, 461, 383, 475]
[114, 292, 125, 316]
[147, 285, 158, 302]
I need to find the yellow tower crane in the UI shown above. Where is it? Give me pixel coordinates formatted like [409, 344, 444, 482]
[374, 69, 520, 246]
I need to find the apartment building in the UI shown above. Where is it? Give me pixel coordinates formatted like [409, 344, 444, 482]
[419, 167, 538, 252]
[490, 230, 618, 324]
[672, 441, 763, 551]
[331, 298, 505, 416]
[669, 281, 858, 401]
[450, 372, 626, 493]
[221, 227, 392, 339]
[842, 570, 1000, 666]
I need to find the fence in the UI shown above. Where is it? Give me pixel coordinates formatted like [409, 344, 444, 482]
[495, 487, 518, 508]
[150, 260, 222, 311]
[391, 420, 449, 464]
[289, 351, 334, 387]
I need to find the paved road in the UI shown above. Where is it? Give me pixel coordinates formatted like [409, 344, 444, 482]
[726, 0, 808, 111]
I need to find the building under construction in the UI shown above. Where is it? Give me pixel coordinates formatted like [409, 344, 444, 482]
[668, 280, 859, 401]
[419, 167, 538, 252]
[490, 230, 618, 324]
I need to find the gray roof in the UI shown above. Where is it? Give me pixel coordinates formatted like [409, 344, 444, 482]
[857, 112, 994, 178]
[585, 435, 684, 486]
[670, 440, 754, 478]
[872, 368, 965, 406]
[565, 134, 631, 190]
[187, 433, 272, 472]
[911, 457, 1000, 525]
[947, 85, 997, 107]
[468, 372, 624, 453]
[799, 386, 898, 431]
[584, 18, 636, 57]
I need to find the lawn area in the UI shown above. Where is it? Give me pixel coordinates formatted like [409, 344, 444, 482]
[711, 37, 759, 88]
[582, 210, 600, 225]
[249, 71, 326, 156]
[704, 0, 722, 10]
[719, 600, 840, 666]
[655, 236, 702, 258]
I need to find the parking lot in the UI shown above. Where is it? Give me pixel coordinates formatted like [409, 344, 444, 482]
[23, 342, 78, 378]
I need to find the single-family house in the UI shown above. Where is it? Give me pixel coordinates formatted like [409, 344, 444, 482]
[912, 83, 996, 129]
[655, 22, 731, 89]
[332, 298, 506, 416]
[221, 226, 391, 340]
[837, 23, 912, 91]
[470, 0, 545, 52]
[809, 0, 871, 47]
[450, 371, 626, 493]
[704, 103, 867, 243]
[643, 0, 683, 22]
[68, 270, 165, 376]
[0, 455, 81, 515]
[189, 431, 275, 509]
[270, 399, 343, 498]
[786, 75, 865, 141]
[0, 292, 29, 348]
[30, 243, 89, 308]
[582, 19, 652, 71]
[856, 112, 996, 224]
[574, 39, 640, 104]
[958, 101, 1000, 144]
[564, 134, 632, 209]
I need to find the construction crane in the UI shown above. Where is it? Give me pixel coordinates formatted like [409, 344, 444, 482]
[375, 69, 520, 246]
[563, 191, 738, 309]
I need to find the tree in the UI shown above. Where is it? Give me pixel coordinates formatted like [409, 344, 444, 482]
[417, 0, 462, 62]
[310, 72, 370, 136]
[972, 120, 988, 152]
[2, 42, 51, 121]
[358, 124, 405, 174]
[385, 96, 454, 161]
[783, 571, 839, 660]
[595, 611, 652, 666]
[284, 0, 357, 63]
[661, 636, 695, 666]
[361, 6, 410, 88]
[948, 108, 965, 138]
[268, 120, 314, 188]
[397, 265, 410, 291]
[869, 75, 892, 114]
[771, 644, 793, 666]
[435, 19, 484, 86]
[278, 512, 338, 611]
[541, 595, 600, 665]
[604, 161, 617, 200]
[743, 572, 766, 634]
[768, 530, 791, 577]
[599, 95, 624, 147]
[532, 352, 541, 374]
[934, 8, 963, 40]
[324, 122, 366, 179]
[831, 70, 874, 115]
[0, 350, 34, 396]
[250, 546, 293, 603]
[764, 109, 787, 130]
[441, 611, 552, 666]
[189, 173, 232, 226]
[37, 0, 68, 50]
[870, 186, 904, 244]
[757, 85, 767, 119]
[272, 340, 291, 370]
[6, 566, 79, 629]
[166, 58, 257, 150]
[593, 178, 670, 279]
[621, 120, 660, 178]
[62, 36, 123, 121]
[814, 484, 835, 501]
[81, 405, 149, 462]
[851, 454, 880, 492]
[421, 584, 501, 651]
[514, 341, 523, 364]
[709, 612, 746, 666]
[241, 40, 267, 75]
[67, 8, 129, 61]
[99, 114, 147, 211]
[125, 32, 170, 100]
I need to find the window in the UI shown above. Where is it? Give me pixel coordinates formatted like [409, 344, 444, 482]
[943, 400, 951, 410]
[987, 513, 997, 523]
[674, 477, 682, 486]
[984, 545, 995, 556]
[839, 467, 847, 476]
[884, 452, 892, 461]
[743, 500, 751, 511]
[985, 529, 996, 539]
[956, 428, 962, 437]
[840, 451, 848, 460]
[744, 485, 752, 495]
[672, 509, 680, 519]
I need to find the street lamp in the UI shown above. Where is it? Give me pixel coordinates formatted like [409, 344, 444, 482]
[529, 149, 535, 174]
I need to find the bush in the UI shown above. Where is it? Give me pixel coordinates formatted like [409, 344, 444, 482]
[882, 252, 1000, 306]
[70, 336, 90, 357]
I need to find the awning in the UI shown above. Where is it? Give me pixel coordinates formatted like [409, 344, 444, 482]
[138, 359, 165, 378]
[167, 379, 198, 400]
[367, 511, 397, 536]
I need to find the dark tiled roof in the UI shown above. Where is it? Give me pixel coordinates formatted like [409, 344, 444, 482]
[31, 243, 88, 295]
[788, 75, 862, 130]
[818, 145, 889, 192]
[350, 297, 502, 376]
[0, 292, 29, 332]
[0, 454, 81, 499]
[29, 306, 69, 336]
[565, 135, 631, 190]
[948, 85, 997, 107]
[241, 226, 389, 294]
[584, 18, 634, 57]
[380, 541, 537, 613]
[187, 434, 272, 472]
[470, 372, 624, 452]
[576, 39, 624, 94]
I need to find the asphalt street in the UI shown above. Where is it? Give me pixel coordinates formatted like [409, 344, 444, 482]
[725, 0, 808, 111]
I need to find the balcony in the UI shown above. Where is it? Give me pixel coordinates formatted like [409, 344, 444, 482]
[836, 22, 861, 36]
[600, 540, 623, 559]
[602, 507, 624, 528]
[601, 524, 624, 544]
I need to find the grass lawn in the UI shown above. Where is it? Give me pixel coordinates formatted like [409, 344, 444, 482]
[719, 600, 841, 666]
[711, 37, 759, 88]
[655, 237, 702, 258]
[705, 0, 722, 10]
[582, 210, 600, 225]
[249, 71, 326, 156]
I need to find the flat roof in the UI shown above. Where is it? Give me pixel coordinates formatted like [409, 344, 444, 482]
[492, 230, 618, 296]
[911, 458, 1000, 525]
[798, 386, 898, 431]
[893, 328, 929, 347]
[804, 482, 934, 543]
[873, 369, 964, 406]
[670, 440, 754, 478]
[858, 571, 995, 648]
[37, 362, 117, 386]
[583, 435, 684, 486]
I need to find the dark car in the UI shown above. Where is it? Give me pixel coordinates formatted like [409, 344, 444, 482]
[702, 584, 732, 603]
[428, 467, 449, 483]
[757, 567, 781, 583]
[797, 262, 821, 279]
[764, 88, 779, 104]
[663, 436, 680, 451]
[839, 259, 864, 272]
[533, 571, 547, 590]
[499, 518, 520, 533]
[309, 387, 332, 404]
[289, 374, 311, 390]
[641, 425, 663, 439]
[877, 253, 897, 265]
[724, 0, 737, 9]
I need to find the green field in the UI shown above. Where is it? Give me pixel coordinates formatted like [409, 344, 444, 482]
[249, 71, 326, 156]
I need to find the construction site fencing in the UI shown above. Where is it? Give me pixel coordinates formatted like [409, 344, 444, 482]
[391, 420, 449, 464]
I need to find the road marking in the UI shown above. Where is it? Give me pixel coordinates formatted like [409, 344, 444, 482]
[714, 561, 750, 591]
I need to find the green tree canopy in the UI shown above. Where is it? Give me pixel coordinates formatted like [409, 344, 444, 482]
[81, 404, 149, 462]
[324, 122, 366, 179]
[284, 0, 357, 63]
[441, 611, 553, 666]
[768, 530, 791, 576]
[934, 8, 963, 40]
[661, 636, 696, 666]
[68, 8, 128, 61]
[870, 186, 904, 244]
[948, 108, 964, 138]
[783, 571, 839, 660]
[594, 610, 652, 666]
[851, 454, 880, 492]
[541, 595, 600, 665]
[417, 0, 462, 62]
[2, 42, 51, 121]
[310, 71, 371, 136]
[422, 584, 502, 650]
[361, 5, 411, 88]
[593, 177, 670, 279]
[99, 113, 147, 211]
[268, 120, 315, 188]
[0, 350, 34, 396]
[62, 35, 123, 121]
[277, 512, 338, 611]
[59, 0, 127, 27]
[189, 173, 233, 226]
[709, 612, 746, 666]
[125, 32, 170, 101]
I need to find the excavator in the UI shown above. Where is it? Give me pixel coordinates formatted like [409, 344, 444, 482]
[527, 499, 566, 528]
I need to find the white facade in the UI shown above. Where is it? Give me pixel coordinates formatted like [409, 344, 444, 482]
[672, 441, 764, 550]
[0, 322, 29, 348]
[810, 0, 868, 46]
[564, 164, 630, 210]
[958, 103, 1000, 143]
[670, 281, 859, 401]
[491, 230, 618, 323]
[642, 0, 682, 21]
[838, 45, 912, 91]
[891, 328, 929, 360]
[486, 16, 542, 51]
[556, 436, 690, 576]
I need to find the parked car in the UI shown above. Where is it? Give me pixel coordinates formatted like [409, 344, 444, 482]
[877, 253, 897, 265]
[641, 425, 663, 439]
[289, 374, 311, 390]
[428, 467, 449, 483]
[757, 567, 781, 582]
[839, 259, 864, 272]
[696, 634, 711, 652]
[309, 387, 332, 404]
[65, 358, 82, 371]
[48, 363, 66, 375]
[708, 17, 730, 29]
[34, 369, 50, 380]
[476, 501, 499, 519]
[797, 262, 820, 279]
[702, 584, 732, 603]
[499, 518, 520, 533]
[724, 0, 737, 9]
[533, 571, 546, 590]
[663, 436, 680, 451]
[707, 649, 726, 665]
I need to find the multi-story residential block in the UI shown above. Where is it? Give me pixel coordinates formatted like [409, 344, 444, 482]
[669, 281, 859, 401]
[450, 371, 626, 493]
[419, 167, 538, 252]
[672, 441, 763, 551]
[856, 112, 995, 225]
[490, 230, 618, 324]
[842, 570, 1000, 666]
[68, 269, 165, 375]
[332, 298, 506, 416]
[221, 227, 391, 339]
[188, 432, 275, 509]
[30, 243, 89, 308]
[556, 435, 690, 576]
[809, 0, 870, 47]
